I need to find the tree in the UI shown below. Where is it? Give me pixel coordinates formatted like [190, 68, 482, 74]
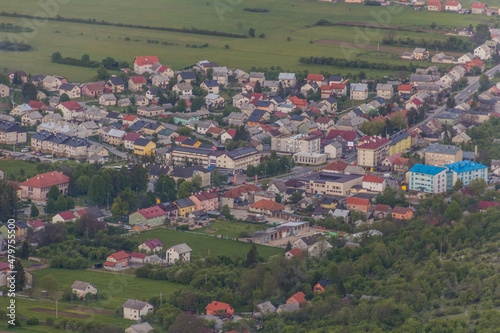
[473, 23, 490, 45]
[88, 175, 107, 205]
[285, 241, 292, 252]
[245, 243, 258, 267]
[469, 178, 486, 196]
[22, 82, 37, 102]
[289, 191, 303, 204]
[446, 96, 456, 108]
[13, 259, 26, 291]
[389, 112, 407, 130]
[275, 194, 282, 203]
[248, 28, 256, 37]
[47, 185, 60, 201]
[168, 312, 206, 333]
[175, 99, 187, 113]
[96, 65, 109, 81]
[46, 198, 57, 214]
[221, 204, 231, 219]
[177, 181, 194, 199]
[191, 96, 205, 112]
[445, 200, 462, 222]
[479, 74, 490, 91]
[212, 170, 226, 188]
[452, 179, 464, 192]
[111, 196, 129, 218]
[19, 240, 30, 259]
[59, 93, 70, 102]
[51, 51, 62, 63]
[177, 126, 192, 136]
[30, 204, 39, 218]
[39, 275, 58, 296]
[254, 80, 262, 93]
[56, 194, 68, 212]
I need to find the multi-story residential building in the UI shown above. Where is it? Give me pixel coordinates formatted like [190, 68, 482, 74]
[134, 56, 160, 74]
[408, 163, 448, 193]
[271, 134, 321, 154]
[350, 83, 368, 100]
[166, 146, 214, 168]
[424, 143, 462, 167]
[388, 130, 412, 156]
[189, 190, 219, 212]
[19, 171, 70, 201]
[376, 83, 393, 99]
[357, 136, 390, 168]
[297, 172, 363, 196]
[129, 206, 166, 227]
[31, 130, 88, 159]
[445, 160, 488, 187]
[0, 120, 27, 144]
[215, 147, 260, 171]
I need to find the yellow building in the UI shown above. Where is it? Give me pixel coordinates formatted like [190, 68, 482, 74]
[175, 198, 196, 217]
[134, 138, 156, 156]
[181, 138, 202, 148]
[388, 131, 412, 156]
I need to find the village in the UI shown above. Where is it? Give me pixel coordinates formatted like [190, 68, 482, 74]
[1, 17, 500, 332]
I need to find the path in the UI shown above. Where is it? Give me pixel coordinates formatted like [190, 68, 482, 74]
[30, 308, 89, 318]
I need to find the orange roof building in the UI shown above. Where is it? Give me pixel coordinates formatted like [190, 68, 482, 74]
[345, 197, 371, 212]
[205, 301, 235, 316]
[249, 199, 285, 215]
[19, 171, 70, 201]
[286, 291, 307, 304]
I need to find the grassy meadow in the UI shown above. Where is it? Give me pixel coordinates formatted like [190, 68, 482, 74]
[0, 0, 496, 81]
[130, 228, 283, 259]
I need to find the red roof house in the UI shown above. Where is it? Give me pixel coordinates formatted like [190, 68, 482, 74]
[205, 301, 235, 316]
[346, 197, 371, 212]
[323, 160, 349, 173]
[285, 248, 306, 260]
[288, 96, 309, 109]
[134, 56, 160, 67]
[52, 211, 76, 223]
[28, 100, 47, 111]
[286, 291, 307, 304]
[478, 201, 500, 212]
[19, 171, 70, 200]
[392, 206, 414, 220]
[249, 199, 285, 215]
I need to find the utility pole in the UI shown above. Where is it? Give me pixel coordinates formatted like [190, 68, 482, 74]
[160, 291, 162, 306]
[56, 300, 58, 319]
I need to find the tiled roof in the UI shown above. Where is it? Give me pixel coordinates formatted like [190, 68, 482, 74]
[222, 184, 261, 199]
[346, 197, 370, 206]
[362, 175, 384, 184]
[250, 199, 285, 211]
[134, 56, 159, 66]
[287, 291, 307, 304]
[59, 101, 81, 110]
[358, 136, 390, 150]
[109, 250, 130, 260]
[192, 190, 218, 202]
[20, 171, 69, 189]
[130, 77, 147, 84]
[205, 301, 232, 312]
[323, 160, 348, 172]
[326, 129, 357, 141]
[392, 206, 411, 215]
[374, 204, 391, 212]
[57, 211, 76, 220]
[136, 206, 166, 219]
[306, 74, 324, 81]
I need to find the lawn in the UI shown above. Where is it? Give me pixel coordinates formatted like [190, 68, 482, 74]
[197, 220, 268, 238]
[131, 229, 283, 259]
[0, 0, 495, 81]
[29, 268, 182, 310]
[0, 159, 40, 181]
[0, 296, 141, 332]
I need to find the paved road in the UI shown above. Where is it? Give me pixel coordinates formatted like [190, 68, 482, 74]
[415, 64, 500, 129]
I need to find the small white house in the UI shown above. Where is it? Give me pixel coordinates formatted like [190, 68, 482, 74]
[123, 299, 154, 321]
[474, 45, 491, 60]
[125, 322, 154, 333]
[71, 281, 98, 299]
[362, 175, 387, 192]
[99, 94, 117, 106]
[166, 243, 192, 265]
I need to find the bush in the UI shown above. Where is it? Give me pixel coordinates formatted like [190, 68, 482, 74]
[45, 317, 54, 326]
[27, 317, 39, 325]
[238, 231, 250, 238]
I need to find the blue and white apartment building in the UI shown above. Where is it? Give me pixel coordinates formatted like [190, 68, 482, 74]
[409, 160, 488, 193]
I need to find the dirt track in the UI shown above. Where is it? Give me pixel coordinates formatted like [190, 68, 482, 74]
[67, 306, 114, 315]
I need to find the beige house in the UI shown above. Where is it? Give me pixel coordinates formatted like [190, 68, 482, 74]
[424, 143, 463, 167]
[350, 83, 368, 100]
[298, 172, 363, 196]
[0, 120, 27, 144]
[271, 134, 321, 154]
[99, 94, 117, 106]
[166, 243, 192, 265]
[216, 147, 260, 171]
[19, 171, 70, 201]
[123, 299, 153, 321]
[376, 84, 393, 99]
[71, 281, 97, 299]
[125, 322, 154, 333]
[58, 84, 81, 99]
[129, 206, 166, 227]
[172, 82, 193, 96]
[0, 84, 10, 98]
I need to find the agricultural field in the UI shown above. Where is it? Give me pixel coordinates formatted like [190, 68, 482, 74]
[29, 268, 182, 310]
[0, 0, 497, 81]
[130, 228, 283, 259]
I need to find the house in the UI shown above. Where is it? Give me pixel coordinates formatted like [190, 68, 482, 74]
[71, 281, 98, 299]
[392, 206, 414, 220]
[427, 0, 442, 11]
[99, 94, 116, 106]
[205, 301, 235, 316]
[249, 72, 265, 84]
[458, 53, 474, 64]
[151, 75, 171, 89]
[350, 83, 368, 100]
[175, 197, 196, 217]
[21, 111, 43, 126]
[172, 82, 193, 96]
[374, 204, 392, 219]
[444, 0, 461, 11]
[424, 144, 462, 167]
[205, 93, 225, 108]
[376, 84, 393, 99]
[27, 220, 45, 232]
[19, 171, 70, 201]
[57, 101, 83, 120]
[277, 303, 300, 313]
[301, 81, 319, 96]
[491, 160, 500, 176]
[59, 83, 81, 99]
[104, 251, 130, 270]
[249, 199, 285, 215]
[133, 138, 156, 156]
[314, 279, 332, 293]
[471, 3, 487, 14]
[134, 56, 160, 74]
[138, 239, 164, 253]
[278, 73, 296, 88]
[129, 206, 166, 227]
[394, 157, 410, 173]
[221, 184, 261, 208]
[362, 175, 387, 192]
[52, 211, 77, 223]
[200, 80, 220, 94]
[287, 291, 307, 304]
[346, 197, 371, 212]
[285, 248, 306, 260]
[81, 82, 104, 97]
[324, 141, 343, 159]
[255, 301, 277, 316]
[478, 201, 500, 212]
[357, 136, 391, 168]
[177, 72, 197, 84]
[106, 77, 125, 93]
[125, 322, 154, 333]
[189, 190, 219, 212]
[474, 45, 491, 60]
[128, 77, 147, 92]
[123, 299, 154, 321]
[0, 84, 10, 98]
[306, 74, 324, 86]
[170, 165, 211, 187]
[413, 48, 429, 60]
[397, 84, 414, 96]
[166, 243, 192, 264]
[42, 75, 63, 91]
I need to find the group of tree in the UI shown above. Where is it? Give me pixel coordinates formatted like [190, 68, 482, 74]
[382, 32, 472, 52]
[51, 52, 129, 70]
[246, 152, 295, 179]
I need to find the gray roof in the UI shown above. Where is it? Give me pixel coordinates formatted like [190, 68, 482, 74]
[71, 281, 94, 291]
[169, 243, 192, 254]
[278, 73, 295, 80]
[256, 301, 276, 314]
[123, 299, 152, 311]
[424, 143, 461, 155]
[272, 180, 288, 193]
[175, 197, 195, 208]
[127, 322, 154, 333]
[277, 303, 300, 313]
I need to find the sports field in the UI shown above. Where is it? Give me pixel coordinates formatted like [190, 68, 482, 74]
[0, 0, 494, 81]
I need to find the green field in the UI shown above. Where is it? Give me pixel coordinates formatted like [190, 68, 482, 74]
[0, 0, 495, 81]
[30, 268, 181, 310]
[197, 220, 268, 238]
[130, 229, 283, 259]
[0, 159, 39, 181]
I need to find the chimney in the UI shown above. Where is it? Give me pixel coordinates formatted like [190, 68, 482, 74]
[474, 145, 477, 156]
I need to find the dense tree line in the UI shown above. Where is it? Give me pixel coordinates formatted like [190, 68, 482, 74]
[299, 56, 417, 71]
[382, 34, 472, 53]
[51, 52, 129, 70]
[246, 151, 295, 178]
[0, 40, 31, 51]
[0, 23, 33, 33]
[0, 12, 248, 38]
